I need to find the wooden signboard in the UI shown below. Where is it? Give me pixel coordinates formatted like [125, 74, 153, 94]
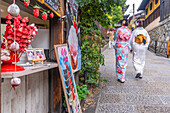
[54, 44, 82, 113]
[37, 0, 61, 17]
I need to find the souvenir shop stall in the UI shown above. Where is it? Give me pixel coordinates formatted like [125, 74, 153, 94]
[0, 0, 63, 113]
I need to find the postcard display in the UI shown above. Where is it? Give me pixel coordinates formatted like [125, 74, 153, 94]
[54, 44, 82, 113]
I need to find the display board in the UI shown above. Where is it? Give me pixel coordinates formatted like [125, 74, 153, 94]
[66, 0, 81, 73]
[54, 44, 82, 113]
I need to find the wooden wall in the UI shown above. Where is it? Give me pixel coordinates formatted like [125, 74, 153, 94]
[1, 71, 48, 113]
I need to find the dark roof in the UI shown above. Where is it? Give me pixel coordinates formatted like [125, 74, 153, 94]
[123, 14, 130, 19]
[128, 11, 144, 21]
[137, 0, 150, 11]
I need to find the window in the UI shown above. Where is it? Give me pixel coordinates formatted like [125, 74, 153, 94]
[146, 8, 148, 15]
[150, 2, 153, 10]
[155, 0, 158, 4]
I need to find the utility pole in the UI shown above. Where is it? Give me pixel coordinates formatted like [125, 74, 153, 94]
[133, 3, 135, 23]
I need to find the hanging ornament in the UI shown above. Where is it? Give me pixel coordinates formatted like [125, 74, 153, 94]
[33, 5, 40, 17]
[7, 3, 20, 17]
[50, 12, 54, 18]
[11, 77, 21, 90]
[42, 12, 47, 21]
[24, 0, 29, 7]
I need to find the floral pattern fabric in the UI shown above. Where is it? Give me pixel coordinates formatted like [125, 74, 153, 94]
[114, 26, 131, 80]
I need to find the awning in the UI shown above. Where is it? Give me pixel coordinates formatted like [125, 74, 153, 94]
[137, 0, 150, 11]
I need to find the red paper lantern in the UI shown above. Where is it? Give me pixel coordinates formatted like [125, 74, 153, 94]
[33, 6, 40, 17]
[42, 12, 47, 21]
[50, 12, 54, 18]
[24, 0, 29, 7]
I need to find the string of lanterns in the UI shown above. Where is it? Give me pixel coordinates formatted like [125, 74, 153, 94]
[23, 0, 54, 20]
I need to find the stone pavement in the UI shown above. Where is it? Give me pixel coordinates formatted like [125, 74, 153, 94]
[95, 47, 170, 113]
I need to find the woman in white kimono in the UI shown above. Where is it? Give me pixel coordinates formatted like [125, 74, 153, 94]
[131, 19, 150, 79]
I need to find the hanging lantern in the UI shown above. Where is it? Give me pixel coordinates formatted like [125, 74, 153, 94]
[33, 5, 40, 17]
[24, 0, 29, 7]
[42, 12, 47, 21]
[50, 12, 54, 18]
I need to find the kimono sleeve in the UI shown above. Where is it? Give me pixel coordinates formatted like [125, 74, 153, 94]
[113, 29, 119, 47]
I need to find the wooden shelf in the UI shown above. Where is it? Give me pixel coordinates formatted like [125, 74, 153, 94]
[1, 62, 58, 79]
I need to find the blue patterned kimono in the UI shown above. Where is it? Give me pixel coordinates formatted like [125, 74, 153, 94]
[113, 26, 131, 80]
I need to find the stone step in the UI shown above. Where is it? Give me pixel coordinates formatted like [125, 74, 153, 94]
[96, 103, 170, 113]
[105, 86, 170, 95]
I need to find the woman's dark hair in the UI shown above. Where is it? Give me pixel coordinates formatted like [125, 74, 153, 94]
[136, 19, 143, 27]
[110, 28, 114, 31]
[122, 19, 128, 26]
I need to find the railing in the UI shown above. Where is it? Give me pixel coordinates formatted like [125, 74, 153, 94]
[148, 39, 170, 58]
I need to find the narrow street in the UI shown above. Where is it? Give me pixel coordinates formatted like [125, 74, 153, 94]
[95, 47, 170, 113]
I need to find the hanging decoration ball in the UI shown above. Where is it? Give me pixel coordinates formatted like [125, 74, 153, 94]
[33, 6, 40, 17]
[7, 3, 20, 17]
[11, 78, 21, 90]
[24, 0, 30, 7]
[42, 12, 47, 21]
[50, 12, 54, 18]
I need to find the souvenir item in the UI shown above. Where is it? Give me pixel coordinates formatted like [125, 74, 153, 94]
[33, 6, 40, 17]
[7, 3, 20, 17]
[11, 77, 21, 90]
[42, 12, 47, 21]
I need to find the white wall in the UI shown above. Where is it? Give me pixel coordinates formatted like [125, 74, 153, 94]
[145, 17, 160, 31]
[31, 29, 49, 49]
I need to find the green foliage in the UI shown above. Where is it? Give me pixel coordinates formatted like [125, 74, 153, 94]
[76, 85, 91, 100]
[78, 0, 126, 85]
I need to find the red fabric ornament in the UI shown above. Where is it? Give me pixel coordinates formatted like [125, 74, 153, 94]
[7, 40, 13, 44]
[18, 27, 24, 32]
[6, 25, 12, 29]
[24, 0, 29, 7]
[23, 29, 28, 35]
[17, 14, 22, 20]
[7, 35, 13, 39]
[22, 35, 27, 38]
[26, 25, 31, 30]
[16, 32, 22, 37]
[20, 23, 26, 27]
[23, 43, 27, 47]
[7, 29, 13, 35]
[6, 14, 12, 20]
[42, 12, 47, 21]
[22, 17, 29, 23]
[26, 35, 31, 40]
[33, 6, 40, 17]
[1, 43, 6, 49]
[50, 13, 54, 18]
[6, 20, 12, 25]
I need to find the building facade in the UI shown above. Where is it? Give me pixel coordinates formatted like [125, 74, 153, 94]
[138, 0, 161, 31]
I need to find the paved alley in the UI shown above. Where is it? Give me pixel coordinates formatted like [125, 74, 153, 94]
[95, 47, 170, 113]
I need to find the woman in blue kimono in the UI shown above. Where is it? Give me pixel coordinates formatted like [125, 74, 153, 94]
[113, 19, 131, 83]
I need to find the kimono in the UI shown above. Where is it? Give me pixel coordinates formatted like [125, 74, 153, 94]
[131, 27, 150, 75]
[113, 26, 131, 80]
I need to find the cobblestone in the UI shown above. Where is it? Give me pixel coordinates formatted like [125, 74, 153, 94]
[94, 48, 170, 113]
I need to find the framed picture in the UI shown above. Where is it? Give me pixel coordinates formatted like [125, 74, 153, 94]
[34, 48, 46, 60]
[54, 44, 82, 113]
[26, 49, 36, 61]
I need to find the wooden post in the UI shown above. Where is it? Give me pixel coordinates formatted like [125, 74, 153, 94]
[0, 0, 1, 112]
[167, 41, 169, 58]
[155, 39, 157, 53]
